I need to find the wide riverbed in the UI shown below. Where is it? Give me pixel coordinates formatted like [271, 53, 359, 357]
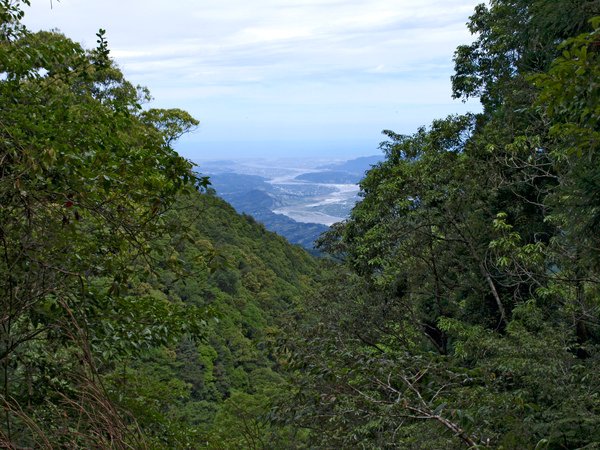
[267, 170, 360, 226]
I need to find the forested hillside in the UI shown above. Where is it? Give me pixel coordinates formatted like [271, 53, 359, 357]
[0, 3, 317, 447]
[277, 0, 600, 448]
[2, 0, 600, 449]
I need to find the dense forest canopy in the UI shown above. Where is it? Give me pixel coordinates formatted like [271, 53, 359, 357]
[1, 0, 600, 448]
[1, 1, 317, 447]
[280, 0, 600, 448]
[0, 0, 208, 445]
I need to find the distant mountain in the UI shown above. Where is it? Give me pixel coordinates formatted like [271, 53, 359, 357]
[295, 170, 362, 184]
[293, 155, 381, 185]
[196, 160, 241, 174]
[227, 189, 281, 210]
[198, 156, 375, 249]
[204, 172, 328, 249]
[318, 155, 381, 175]
[244, 207, 329, 250]
[208, 173, 272, 195]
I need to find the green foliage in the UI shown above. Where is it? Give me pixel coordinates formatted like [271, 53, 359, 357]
[140, 108, 200, 146]
[106, 192, 318, 448]
[279, 2, 600, 448]
[4, 0, 600, 448]
[530, 19, 600, 272]
[0, 4, 210, 447]
[452, 0, 600, 111]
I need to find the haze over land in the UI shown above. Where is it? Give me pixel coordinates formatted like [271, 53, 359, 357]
[202, 155, 381, 247]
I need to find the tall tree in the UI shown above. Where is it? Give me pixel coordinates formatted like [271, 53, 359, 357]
[0, 2, 207, 447]
[280, 1, 600, 448]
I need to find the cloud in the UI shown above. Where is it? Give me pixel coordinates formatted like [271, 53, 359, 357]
[23, 0, 483, 159]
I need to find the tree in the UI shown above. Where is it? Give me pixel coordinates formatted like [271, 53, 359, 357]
[452, 0, 600, 112]
[280, 2, 600, 448]
[0, 3, 208, 446]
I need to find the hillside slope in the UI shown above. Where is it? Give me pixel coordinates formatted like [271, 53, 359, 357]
[114, 191, 321, 447]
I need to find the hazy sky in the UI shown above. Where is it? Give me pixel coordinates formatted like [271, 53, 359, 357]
[24, 0, 482, 162]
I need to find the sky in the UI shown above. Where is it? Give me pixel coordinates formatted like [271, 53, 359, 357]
[23, 0, 483, 162]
